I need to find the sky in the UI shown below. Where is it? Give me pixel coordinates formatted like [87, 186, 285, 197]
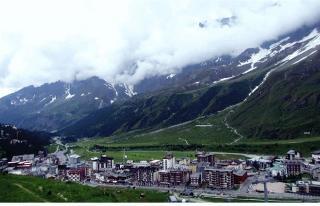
[0, 0, 320, 97]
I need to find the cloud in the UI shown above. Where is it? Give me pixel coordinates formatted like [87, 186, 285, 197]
[0, 0, 320, 96]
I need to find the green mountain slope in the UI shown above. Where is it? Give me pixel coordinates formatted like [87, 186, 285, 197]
[229, 51, 320, 139]
[62, 69, 267, 138]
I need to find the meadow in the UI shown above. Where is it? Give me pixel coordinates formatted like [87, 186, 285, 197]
[0, 174, 168, 202]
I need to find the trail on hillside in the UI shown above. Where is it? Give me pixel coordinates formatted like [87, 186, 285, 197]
[224, 68, 278, 144]
[14, 183, 49, 202]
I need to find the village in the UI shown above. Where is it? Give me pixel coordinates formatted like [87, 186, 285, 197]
[1, 143, 320, 202]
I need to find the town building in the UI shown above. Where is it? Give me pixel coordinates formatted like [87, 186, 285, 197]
[268, 162, 287, 177]
[66, 168, 85, 182]
[311, 165, 320, 181]
[247, 156, 274, 170]
[0, 158, 8, 171]
[190, 172, 201, 187]
[286, 150, 301, 160]
[91, 155, 114, 172]
[285, 160, 303, 177]
[158, 168, 191, 186]
[69, 154, 81, 165]
[296, 181, 320, 196]
[195, 151, 215, 166]
[204, 168, 234, 189]
[233, 170, 248, 185]
[11, 154, 35, 164]
[312, 150, 320, 164]
[132, 161, 158, 186]
[163, 153, 175, 170]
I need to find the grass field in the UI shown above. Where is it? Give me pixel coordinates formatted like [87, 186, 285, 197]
[46, 144, 59, 153]
[0, 174, 168, 202]
[70, 110, 238, 149]
[69, 146, 248, 162]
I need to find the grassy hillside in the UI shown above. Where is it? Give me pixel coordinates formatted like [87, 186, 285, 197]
[70, 110, 320, 157]
[230, 51, 320, 139]
[0, 174, 168, 202]
[62, 67, 266, 138]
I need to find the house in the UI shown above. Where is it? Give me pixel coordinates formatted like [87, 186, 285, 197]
[204, 167, 234, 189]
[286, 150, 301, 160]
[195, 151, 215, 166]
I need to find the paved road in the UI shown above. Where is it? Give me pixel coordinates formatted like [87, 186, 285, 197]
[82, 180, 320, 202]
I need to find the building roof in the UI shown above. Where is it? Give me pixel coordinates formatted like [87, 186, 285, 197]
[69, 154, 80, 159]
[11, 154, 34, 162]
[233, 170, 247, 176]
[204, 167, 233, 172]
[287, 150, 297, 155]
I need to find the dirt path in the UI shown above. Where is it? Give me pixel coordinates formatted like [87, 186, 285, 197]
[14, 183, 49, 202]
[224, 109, 244, 145]
[178, 138, 190, 145]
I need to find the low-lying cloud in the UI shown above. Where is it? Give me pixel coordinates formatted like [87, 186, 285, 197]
[0, 0, 320, 97]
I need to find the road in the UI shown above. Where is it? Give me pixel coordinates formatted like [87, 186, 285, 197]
[82, 179, 320, 202]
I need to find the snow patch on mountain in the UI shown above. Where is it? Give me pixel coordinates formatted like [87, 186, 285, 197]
[65, 84, 75, 99]
[110, 83, 119, 97]
[122, 84, 136, 97]
[293, 50, 318, 65]
[166, 74, 176, 79]
[279, 29, 320, 64]
[238, 47, 269, 73]
[213, 76, 235, 84]
[45, 96, 56, 106]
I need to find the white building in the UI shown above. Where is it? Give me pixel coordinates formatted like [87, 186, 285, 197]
[163, 153, 175, 170]
[312, 150, 320, 163]
[69, 154, 80, 165]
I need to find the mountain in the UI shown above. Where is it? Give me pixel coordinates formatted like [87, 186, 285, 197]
[134, 22, 320, 94]
[1, 22, 319, 137]
[62, 24, 320, 139]
[229, 48, 320, 139]
[0, 77, 134, 131]
[61, 70, 265, 137]
[0, 124, 52, 158]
